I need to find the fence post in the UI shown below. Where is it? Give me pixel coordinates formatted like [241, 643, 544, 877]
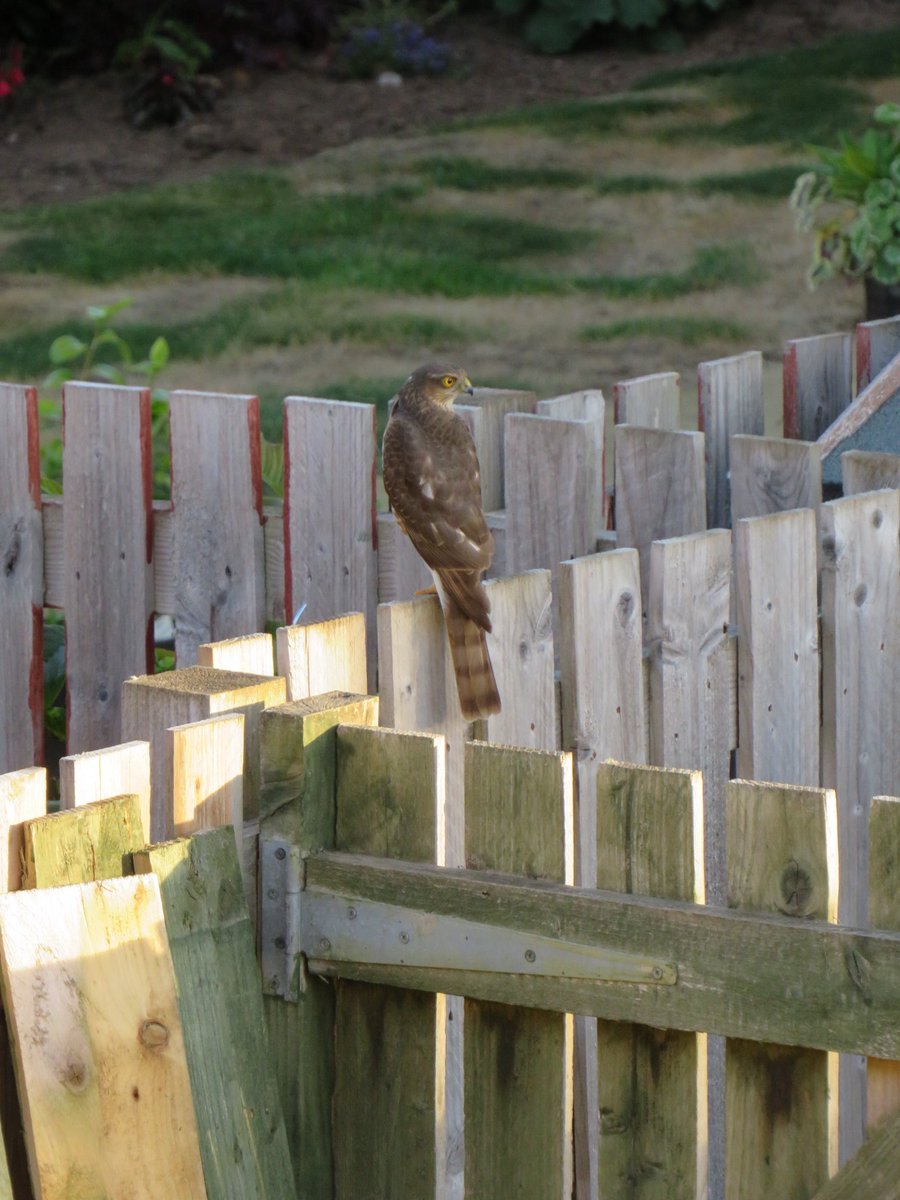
[275, 612, 368, 701]
[614, 372, 680, 430]
[783, 332, 852, 441]
[698, 351, 764, 529]
[464, 742, 575, 1199]
[198, 632, 275, 676]
[0, 384, 42, 774]
[726, 779, 840, 1197]
[729, 435, 822, 522]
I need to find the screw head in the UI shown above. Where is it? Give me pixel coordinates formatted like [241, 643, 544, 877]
[274, 847, 286, 861]
[399, 931, 410, 944]
[347, 906, 357, 920]
[318, 937, 332, 953]
[524, 949, 536, 963]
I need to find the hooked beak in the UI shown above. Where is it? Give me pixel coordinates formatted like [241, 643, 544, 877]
[462, 375, 474, 396]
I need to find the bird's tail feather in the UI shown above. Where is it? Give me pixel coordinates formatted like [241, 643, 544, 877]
[443, 599, 501, 721]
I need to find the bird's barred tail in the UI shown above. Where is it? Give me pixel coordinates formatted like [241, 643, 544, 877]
[444, 602, 501, 721]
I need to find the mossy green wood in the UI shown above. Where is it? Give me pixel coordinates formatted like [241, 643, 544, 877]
[596, 760, 706, 1200]
[725, 779, 839, 1200]
[303, 852, 900, 1059]
[867, 797, 900, 1130]
[134, 829, 297, 1200]
[21, 793, 143, 888]
[464, 741, 574, 1200]
[332, 723, 446, 1200]
[258, 693, 378, 1200]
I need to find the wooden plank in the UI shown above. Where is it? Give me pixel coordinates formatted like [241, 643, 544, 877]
[868, 796, 900, 1130]
[259, 693, 379, 1200]
[62, 382, 153, 753]
[59, 739, 152, 845]
[305, 850, 900, 1059]
[0, 767, 45, 892]
[135, 829, 297, 1200]
[698, 351, 764, 528]
[614, 426, 706, 612]
[818, 352, 900, 482]
[783, 332, 853, 441]
[856, 315, 900, 392]
[21, 793, 143, 888]
[726, 779, 840, 1198]
[734, 509, 819, 786]
[464, 386, 537, 511]
[729, 434, 822, 521]
[170, 713, 244, 845]
[0, 874, 206, 1199]
[841, 450, 900, 495]
[197, 632, 275, 676]
[0, 384, 42, 773]
[283, 396, 377, 686]
[121, 665, 286, 839]
[333, 724, 453, 1200]
[169, 390, 266, 665]
[376, 510, 432, 604]
[465, 742, 574, 1200]
[809, 1110, 900, 1200]
[537, 390, 606, 541]
[614, 372, 680, 430]
[275, 613, 367, 701]
[596, 761, 707, 1200]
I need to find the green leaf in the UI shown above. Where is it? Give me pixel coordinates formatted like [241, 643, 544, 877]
[260, 437, 284, 498]
[86, 298, 133, 323]
[148, 336, 170, 371]
[49, 334, 86, 365]
[93, 362, 126, 384]
[40, 476, 63, 495]
[43, 366, 71, 390]
[93, 328, 132, 362]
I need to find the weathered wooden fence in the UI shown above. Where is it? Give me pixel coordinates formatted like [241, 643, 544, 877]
[0, 317, 898, 1199]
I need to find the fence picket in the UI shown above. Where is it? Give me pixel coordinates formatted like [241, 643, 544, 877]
[868, 795, 900, 1130]
[596, 760, 707, 1200]
[198, 632, 275, 676]
[0, 384, 42, 774]
[464, 741, 574, 1200]
[614, 371, 680, 430]
[698, 351, 764, 528]
[63, 382, 154, 753]
[169, 391, 266, 664]
[169, 713, 244, 849]
[726, 779, 839, 1199]
[59, 740, 152, 845]
[856, 315, 900, 391]
[466, 386, 537, 511]
[275, 613, 367, 701]
[734, 508, 819, 786]
[783, 333, 853, 441]
[376, 510, 433, 603]
[729, 434, 822, 521]
[841, 450, 900, 495]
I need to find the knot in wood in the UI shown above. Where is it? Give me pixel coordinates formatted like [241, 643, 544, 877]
[139, 1019, 170, 1051]
[62, 1060, 90, 1092]
[779, 860, 812, 917]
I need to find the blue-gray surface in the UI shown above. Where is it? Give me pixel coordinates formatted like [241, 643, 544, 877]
[824, 388, 900, 486]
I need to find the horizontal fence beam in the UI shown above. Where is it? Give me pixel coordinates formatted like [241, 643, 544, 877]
[298, 850, 900, 1060]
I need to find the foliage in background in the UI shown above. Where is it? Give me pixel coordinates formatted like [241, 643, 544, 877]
[116, 12, 216, 127]
[0, 42, 26, 107]
[790, 102, 900, 288]
[336, 16, 451, 78]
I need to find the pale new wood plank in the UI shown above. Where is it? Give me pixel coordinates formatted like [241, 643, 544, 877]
[62, 382, 153, 753]
[726, 779, 840, 1198]
[59, 739, 152, 845]
[275, 613, 367, 701]
[783, 332, 853, 441]
[734, 508, 819, 787]
[121, 666, 286, 839]
[198, 632, 275, 676]
[465, 742, 574, 1200]
[596, 761, 707, 1200]
[613, 372, 680, 430]
[170, 713, 244, 849]
[0, 767, 45, 892]
[698, 350, 764, 528]
[375, 510, 432, 603]
[283, 396, 377, 686]
[614, 425, 706, 611]
[841, 450, 900, 495]
[465, 386, 537, 511]
[868, 796, 900, 1130]
[169, 390, 266, 665]
[0, 384, 43, 773]
[729, 434, 822, 521]
[856, 315, 900, 391]
[0, 874, 206, 1199]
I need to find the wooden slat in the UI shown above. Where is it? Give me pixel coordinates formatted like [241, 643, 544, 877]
[729, 434, 822, 521]
[0, 874, 206, 1199]
[734, 508, 819, 786]
[614, 372, 680, 430]
[169, 390, 266, 665]
[135, 829, 298, 1200]
[818, 352, 900, 481]
[197, 632, 275, 675]
[698, 351, 764, 528]
[63, 382, 154, 753]
[465, 386, 537, 512]
[726, 779, 840, 1198]
[283, 396, 377, 686]
[537, 390, 605, 540]
[21, 793, 143, 888]
[868, 796, 900, 1130]
[333, 724, 454, 1200]
[0, 384, 42, 773]
[856, 315, 900, 392]
[259, 693, 379, 1200]
[841, 450, 900, 495]
[596, 761, 707, 1200]
[375, 510, 432, 603]
[59, 740, 151, 845]
[121, 665, 286, 840]
[170, 713, 243, 844]
[465, 742, 574, 1200]
[275, 613, 367, 701]
[614, 425, 706, 611]
[783, 332, 853, 441]
[809, 1110, 900, 1200]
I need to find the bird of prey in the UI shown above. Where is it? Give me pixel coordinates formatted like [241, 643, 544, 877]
[382, 364, 501, 720]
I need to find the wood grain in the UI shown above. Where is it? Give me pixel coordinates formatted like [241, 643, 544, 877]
[197, 631, 275, 676]
[275, 612, 367, 701]
[841, 450, 900, 495]
[868, 796, 900, 1131]
[614, 372, 680, 430]
[783, 332, 853, 441]
[698, 350, 764, 528]
[465, 386, 536, 511]
[59, 739, 151, 845]
[729, 434, 822, 521]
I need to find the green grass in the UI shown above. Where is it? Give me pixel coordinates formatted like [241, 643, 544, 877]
[574, 243, 762, 300]
[413, 156, 588, 190]
[454, 95, 679, 136]
[581, 314, 750, 344]
[593, 164, 807, 199]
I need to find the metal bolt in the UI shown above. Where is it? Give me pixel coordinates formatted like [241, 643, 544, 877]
[524, 949, 536, 963]
[652, 966, 663, 981]
[275, 847, 286, 861]
[399, 931, 410, 944]
[318, 937, 332, 953]
[347, 906, 357, 920]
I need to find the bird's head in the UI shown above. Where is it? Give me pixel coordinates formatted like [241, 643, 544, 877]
[406, 364, 474, 408]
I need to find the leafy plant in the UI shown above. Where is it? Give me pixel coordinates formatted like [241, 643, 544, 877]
[790, 102, 900, 287]
[116, 9, 216, 127]
[492, 0, 733, 55]
[335, 0, 453, 78]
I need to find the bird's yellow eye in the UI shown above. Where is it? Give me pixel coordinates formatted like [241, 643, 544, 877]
[441, 375, 456, 388]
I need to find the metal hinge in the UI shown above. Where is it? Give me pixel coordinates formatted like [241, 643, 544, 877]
[260, 839, 677, 1002]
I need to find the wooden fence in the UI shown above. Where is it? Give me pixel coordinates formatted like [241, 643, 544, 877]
[0, 317, 898, 1199]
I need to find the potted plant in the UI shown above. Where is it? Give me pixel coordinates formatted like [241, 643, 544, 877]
[790, 102, 900, 319]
